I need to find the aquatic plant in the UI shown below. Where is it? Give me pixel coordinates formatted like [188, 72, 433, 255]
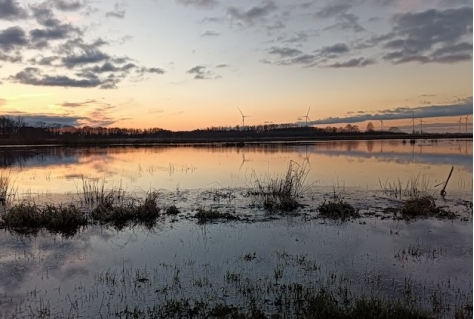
[379, 174, 430, 199]
[398, 196, 455, 219]
[165, 205, 181, 215]
[91, 191, 161, 229]
[249, 160, 309, 212]
[0, 203, 86, 236]
[0, 170, 17, 205]
[318, 193, 359, 220]
[193, 207, 238, 223]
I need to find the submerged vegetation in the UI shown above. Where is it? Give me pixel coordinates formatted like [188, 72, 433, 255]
[15, 252, 471, 318]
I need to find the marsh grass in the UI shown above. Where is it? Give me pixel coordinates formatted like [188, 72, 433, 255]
[318, 192, 359, 220]
[78, 176, 125, 207]
[0, 203, 86, 236]
[398, 196, 456, 219]
[90, 191, 161, 229]
[0, 170, 17, 205]
[165, 205, 181, 215]
[379, 174, 430, 199]
[194, 207, 238, 223]
[249, 160, 309, 212]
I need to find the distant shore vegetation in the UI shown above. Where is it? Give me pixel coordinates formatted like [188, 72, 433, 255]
[0, 116, 471, 145]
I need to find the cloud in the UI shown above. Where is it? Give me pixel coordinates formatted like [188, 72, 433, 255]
[186, 65, 221, 79]
[106, 3, 125, 19]
[327, 57, 375, 68]
[176, 0, 218, 9]
[308, 99, 473, 125]
[30, 24, 80, 43]
[9, 67, 103, 88]
[227, 1, 277, 25]
[142, 67, 165, 74]
[215, 64, 228, 68]
[187, 65, 210, 79]
[319, 43, 349, 56]
[276, 54, 317, 66]
[381, 6, 472, 64]
[52, 0, 83, 11]
[268, 47, 302, 58]
[0, 26, 28, 51]
[201, 30, 220, 36]
[60, 99, 96, 108]
[28, 55, 60, 66]
[277, 31, 309, 44]
[0, 0, 27, 20]
[327, 13, 365, 33]
[62, 50, 110, 68]
[315, 3, 351, 19]
[0, 52, 22, 62]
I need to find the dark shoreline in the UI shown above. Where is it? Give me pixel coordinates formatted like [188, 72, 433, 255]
[0, 133, 471, 148]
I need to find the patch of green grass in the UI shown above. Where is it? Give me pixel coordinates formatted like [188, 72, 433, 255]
[318, 194, 359, 220]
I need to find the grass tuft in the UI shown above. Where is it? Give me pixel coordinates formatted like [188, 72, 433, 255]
[0, 203, 86, 236]
[194, 207, 238, 223]
[165, 205, 181, 215]
[249, 160, 308, 212]
[91, 191, 161, 229]
[318, 193, 359, 220]
[398, 196, 455, 219]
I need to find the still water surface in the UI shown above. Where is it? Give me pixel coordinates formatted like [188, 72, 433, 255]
[0, 139, 472, 318]
[1, 139, 472, 198]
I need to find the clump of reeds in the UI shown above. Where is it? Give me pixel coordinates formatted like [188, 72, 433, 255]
[398, 196, 455, 219]
[318, 192, 359, 220]
[0, 170, 17, 205]
[0, 203, 87, 236]
[79, 177, 125, 206]
[90, 191, 161, 229]
[165, 205, 181, 215]
[193, 207, 238, 223]
[379, 174, 430, 199]
[249, 160, 308, 212]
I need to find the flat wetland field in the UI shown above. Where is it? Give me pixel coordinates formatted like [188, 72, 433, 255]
[0, 139, 472, 318]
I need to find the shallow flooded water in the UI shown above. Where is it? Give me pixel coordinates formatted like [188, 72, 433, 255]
[0, 139, 472, 199]
[0, 139, 472, 318]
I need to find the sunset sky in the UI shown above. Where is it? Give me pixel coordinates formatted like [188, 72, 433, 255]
[0, 0, 472, 132]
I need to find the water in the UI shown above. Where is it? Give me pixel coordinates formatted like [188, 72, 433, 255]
[0, 139, 472, 318]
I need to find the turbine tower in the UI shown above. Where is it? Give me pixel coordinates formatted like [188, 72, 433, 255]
[379, 119, 384, 131]
[464, 115, 471, 133]
[237, 107, 250, 130]
[300, 107, 311, 127]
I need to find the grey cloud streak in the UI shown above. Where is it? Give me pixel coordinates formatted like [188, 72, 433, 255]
[227, 1, 276, 25]
[307, 99, 473, 126]
[177, 0, 218, 9]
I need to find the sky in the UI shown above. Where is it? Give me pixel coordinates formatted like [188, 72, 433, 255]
[0, 0, 472, 132]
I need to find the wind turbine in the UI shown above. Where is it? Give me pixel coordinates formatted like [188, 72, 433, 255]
[408, 112, 416, 135]
[464, 115, 471, 133]
[379, 119, 384, 131]
[300, 107, 311, 127]
[416, 117, 426, 134]
[458, 116, 463, 133]
[237, 107, 250, 130]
